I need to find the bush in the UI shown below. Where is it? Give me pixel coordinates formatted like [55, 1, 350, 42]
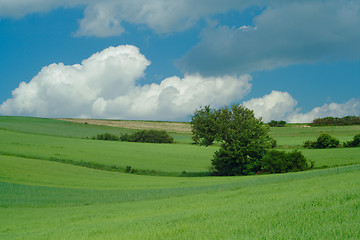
[93, 133, 120, 141]
[303, 133, 340, 149]
[343, 133, 360, 148]
[212, 143, 262, 176]
[268, 120, 286, 127]
[261, 150, 313, 174]
[120, 130, 173, 143]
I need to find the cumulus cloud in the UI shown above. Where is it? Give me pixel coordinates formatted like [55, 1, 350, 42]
[243, 91, 297, 122]
[287, 99, 360, 123]
[243, 91, 360, 123]
[179, 0, 360, 75]
[0, 45, 252, 120]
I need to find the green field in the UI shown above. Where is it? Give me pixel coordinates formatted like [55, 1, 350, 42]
[1, 117, 359, 239]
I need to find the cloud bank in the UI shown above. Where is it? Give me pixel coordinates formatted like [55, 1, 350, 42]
[2, 1, 359, 74]
[179, 0, 360, 75]
[243, 91, 297, 122]
[243, 91, 360, 123]
[0, 45, 252, 121]
[0, 44, 358, 121]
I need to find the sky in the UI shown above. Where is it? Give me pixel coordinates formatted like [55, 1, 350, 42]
[0, 0, 360, 122]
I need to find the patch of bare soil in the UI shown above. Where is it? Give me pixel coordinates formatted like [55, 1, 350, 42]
[57, 118, 192, 134]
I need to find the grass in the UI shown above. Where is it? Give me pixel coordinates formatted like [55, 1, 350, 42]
[1, 116, 360, 239]
[1, 158, 359, 239]
[2, 127, 360, 174]
[270, 124, 360, 147]
[0, 129, 215, 173]
[0, 116, 193, 143]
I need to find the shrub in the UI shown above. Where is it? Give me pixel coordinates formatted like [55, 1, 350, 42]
[261, 150, 313, 174]
[268, 120, 286, 127]
[303, 133, 340, 149]
[94, 133, 120, 141]
[343, 133, 360, 148]
[303, 140, 316, 149]
[120, 130, 173, 143]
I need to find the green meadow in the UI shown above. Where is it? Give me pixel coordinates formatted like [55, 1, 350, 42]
[1, 117, 359, 239]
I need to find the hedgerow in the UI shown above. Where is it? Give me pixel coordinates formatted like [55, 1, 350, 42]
[268, 120, 286, 127]
[311, 116, 360, 126]
[120, 130, 173, 143]
[93, 133, 120, 141]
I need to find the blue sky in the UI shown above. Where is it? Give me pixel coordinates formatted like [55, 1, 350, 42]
[0, 1, 359, 122]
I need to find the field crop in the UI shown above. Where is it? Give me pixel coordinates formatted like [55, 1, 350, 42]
[1, 116, 360, 239]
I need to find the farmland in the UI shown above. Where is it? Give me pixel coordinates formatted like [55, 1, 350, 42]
[1, 116, 359, 239]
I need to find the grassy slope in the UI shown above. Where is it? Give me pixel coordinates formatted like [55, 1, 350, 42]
[270, 124, 360, 146]
[1, 117, 360, 239]
[0, 116, 192, 143]
[1, 155, 359, 239]
[1, 127, 360, 172]
[0, 129, 214, 173]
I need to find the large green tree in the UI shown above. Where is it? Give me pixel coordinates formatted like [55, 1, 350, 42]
[191, 105, 273, 176]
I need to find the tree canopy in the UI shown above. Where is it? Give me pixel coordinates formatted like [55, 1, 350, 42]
[191, 105, 275, 175]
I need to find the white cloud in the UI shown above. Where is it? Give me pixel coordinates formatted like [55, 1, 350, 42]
[0, 0, 255, 36]
[287, 99, 360, 123]
[0, 0, 81, 18]
[243, 91, 360, 123]
[0, 45, 252, 121]
[73, 0, 260, 37]
[243, 91, 297, 122]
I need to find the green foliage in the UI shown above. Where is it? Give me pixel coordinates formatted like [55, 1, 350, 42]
[261, 150, 313, 174]
[190, 105, 219, 145]
[120, 130, 174, 143]
[303, 133, 340, 149]
[343, 133, 360, 148]
[267, 136, 277, 148]
[268, 120, 286, 127]
[192, 105, 272, 176]
[93, 133, 120, 141]
[311, 116, 360, 126]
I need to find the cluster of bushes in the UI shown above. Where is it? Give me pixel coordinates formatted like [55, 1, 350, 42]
[303, 133, 340, 149]
[120, 130, 174, 143]
[261, 150, 314, 174]
[311, 116, 360, 126]
[304, 133, 360, 149]
[92, 130, 174, 144]
[268, 120, 286, 127]
[93, 133, 120, 141]
[343, 134, 360, 148]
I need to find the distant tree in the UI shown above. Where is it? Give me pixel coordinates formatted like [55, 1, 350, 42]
[191, 105, 274, 176]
